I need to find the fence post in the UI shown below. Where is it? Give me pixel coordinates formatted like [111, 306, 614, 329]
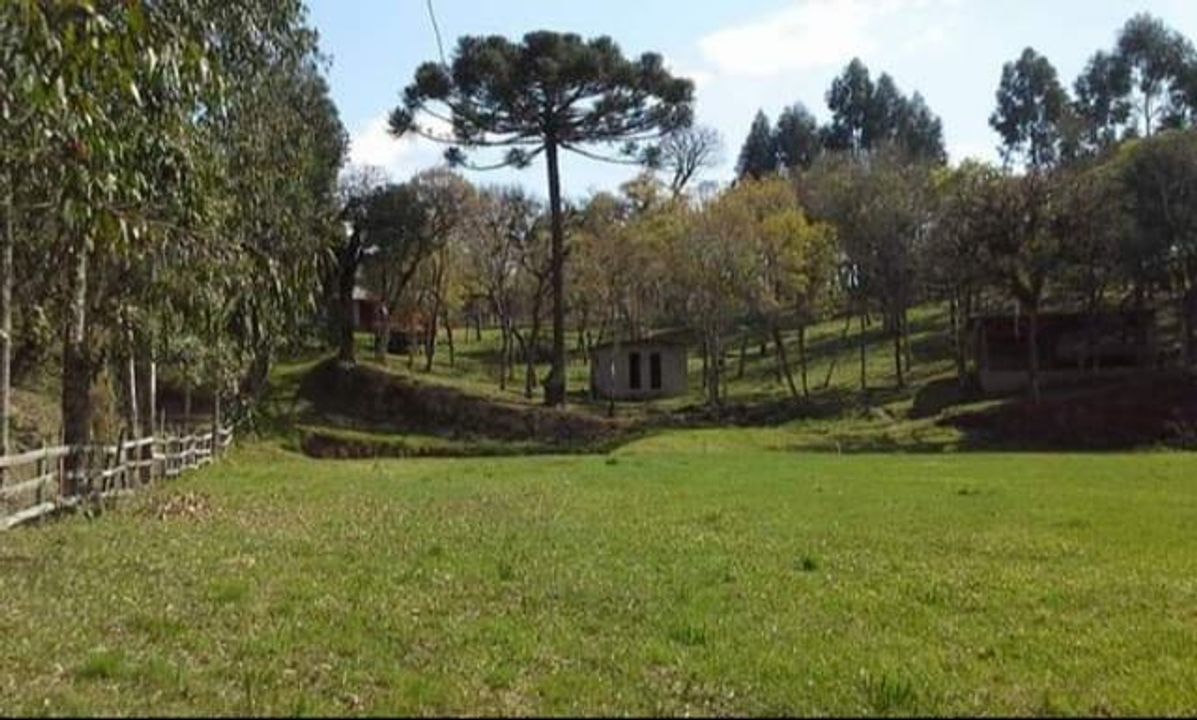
[35, 439, 46, 506]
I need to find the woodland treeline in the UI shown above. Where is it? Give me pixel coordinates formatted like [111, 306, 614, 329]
[4, 6, 1197, 463]
[339, 13, 1197, 407]
[0, 1, 346, 470]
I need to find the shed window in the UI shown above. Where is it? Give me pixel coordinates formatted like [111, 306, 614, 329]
[650, 353, 662, 390]
[629, 352, 642, 390]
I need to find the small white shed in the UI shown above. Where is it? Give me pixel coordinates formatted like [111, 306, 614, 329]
[589, 340, 688, 401]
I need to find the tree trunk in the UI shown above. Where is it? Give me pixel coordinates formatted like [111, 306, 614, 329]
[183, 382, 192, 425]
[798, 324, 810, 400]
[212, 377, 222, 457]
[892, 312, 905, 389]
[902, 306, 913, 375]
[125, 327, 140, 438]
[737, 333, 748, 380]
[707, 334, 720, 406]
[822, 313, 854, 390]
[62, 242, 92, 496]
[1, 176, 12, 461]
[336, 251, 357, 365]
[773, 324, 800, 399]
[475, 312, 483, 342]
[423, 308, 439, 372]
[951, 294, 968, 390]
[858, 309, 868, 393]
[148, 354, 157, 436]
[1180, 285, 1194, 369]
[444, 312, 455, 368]
[543, 139, 567, 407]
[1027, 303, 1042, 405]
[513, 327, 537, 400]
[498, 320, 509, 391]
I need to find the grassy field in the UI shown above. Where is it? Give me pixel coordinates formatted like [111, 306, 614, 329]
[2, 441, 1196, 716]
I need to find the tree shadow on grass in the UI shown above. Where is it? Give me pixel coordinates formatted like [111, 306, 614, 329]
[941, 371, 1197, 452]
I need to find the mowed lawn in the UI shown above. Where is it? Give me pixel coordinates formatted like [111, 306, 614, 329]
[2, 443, 1196, 716]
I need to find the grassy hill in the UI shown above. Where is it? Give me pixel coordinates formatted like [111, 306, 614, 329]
[258, 304, 1196, 457]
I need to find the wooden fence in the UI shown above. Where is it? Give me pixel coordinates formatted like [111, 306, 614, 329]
[0, 426, 233, 531]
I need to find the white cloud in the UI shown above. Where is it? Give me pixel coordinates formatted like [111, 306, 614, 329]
[344, 113, 448, 181]
[698, 0, 960, 77]
[947, 140, 997, 165]
[661, 54, 715, 91]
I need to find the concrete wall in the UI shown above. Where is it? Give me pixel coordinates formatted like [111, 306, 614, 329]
[590, 345, 688, 400]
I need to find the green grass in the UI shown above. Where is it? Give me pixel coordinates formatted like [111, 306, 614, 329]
[2, 442, 1196, 715]
[351, 304, 956, 420]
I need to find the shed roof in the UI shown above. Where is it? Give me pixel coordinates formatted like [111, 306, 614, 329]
[589, 329, 694, 353]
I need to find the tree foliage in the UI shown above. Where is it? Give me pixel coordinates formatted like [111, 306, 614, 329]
[991, 47, 1071, 170]
[391, 30, 694, 406]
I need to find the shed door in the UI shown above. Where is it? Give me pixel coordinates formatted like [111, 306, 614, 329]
[650, 353, 662, 390]
[629, 352, 642, 390]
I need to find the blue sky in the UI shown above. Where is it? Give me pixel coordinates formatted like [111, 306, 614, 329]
[307, 0, 1197, 199]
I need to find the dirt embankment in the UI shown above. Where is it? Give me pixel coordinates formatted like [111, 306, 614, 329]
[297, 360, 625, 457]
[943, 372, 1197, 450]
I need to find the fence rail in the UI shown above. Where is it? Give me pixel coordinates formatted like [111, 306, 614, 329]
[0, 426, 233, 531]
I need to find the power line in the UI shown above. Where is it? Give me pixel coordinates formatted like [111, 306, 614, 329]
[426, 0, 447, 67]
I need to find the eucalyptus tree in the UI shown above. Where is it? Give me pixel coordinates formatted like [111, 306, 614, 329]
[1073, 15, 1196, 152]
[824, 59, 945, 163]
[990, 48, 1072, 171]
[737, 111, 779, 180]
[773, 103, 823, 173]
[391, 31, 694, 406]
[8, 1, 222, 478]
[214, 44, 347, 407]
[1115, 14, 1195, 136]
[1074, 50, 1134, 154]
[825, 59, 876, 155]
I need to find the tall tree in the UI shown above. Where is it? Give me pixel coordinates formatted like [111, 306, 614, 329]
[332, 165, 388, 366]
[974, 171, 1065, 404]
[730, 178, 836, 399]
[463, 187, 539, 391]
[990, 48, 1071, 170]
[824, 60, 945, 162]
[825, 59, 876, 154]
[1115, 13, 1195, 136]
[1074, 50, 1134, 154]
[391, 32, 694, 407]
[363, 170, 473, 366]
[737, 111, 778, 180]
[773, 103, 823, 172]
[898, 92, 947, 164]
[655, 125, 723, 197]
[1116, 130, 1197, 367]
[924, 161, 999, 389]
